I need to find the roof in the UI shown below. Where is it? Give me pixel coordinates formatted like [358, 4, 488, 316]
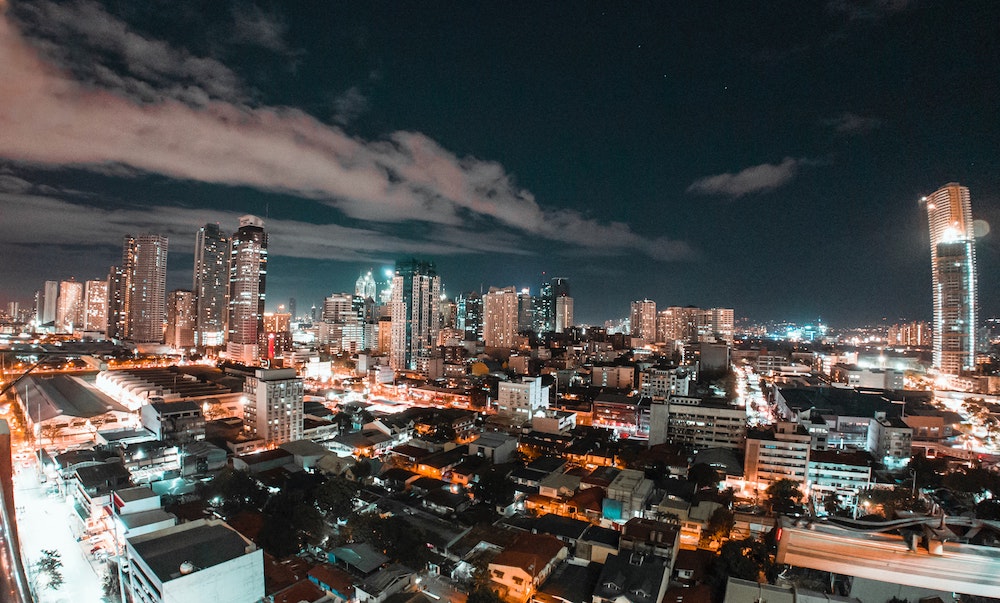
[235, 448, 293, 465]
[119, 509, 177, 530]
[129, 520, 254, 583]
[491, 533, 566, 577]
[534, 514, 591, 541]
[582, 525, 621, 548]
[308, 563, 355, 594]
[358, 563, 414, 596]
[809, 448, 875, 466]
[473, 431, 517, 448]
[622, 518, 680, 545]
[150, 400, 201, 414]
[273, 579, 325, 603]
[592, 553, 669, 603]
[535, 559, 602, 603]
[17, 375, 127, 421]
[279, 439, 329, 457]
[330, 542, 390, 574]
[75, 460, 130, 490]
[114, 485, 157, 503]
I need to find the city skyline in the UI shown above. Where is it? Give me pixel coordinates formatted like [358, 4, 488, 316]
[1, 1, 999, 325]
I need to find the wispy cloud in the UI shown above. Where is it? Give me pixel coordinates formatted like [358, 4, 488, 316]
[0, 1, 693, 263]
[332, 86, 369, 126]
[826, 0, 913, 21]
[230, 3, 290, 54]
[822, 112, 883, 135]
[686, 157, 805, 198]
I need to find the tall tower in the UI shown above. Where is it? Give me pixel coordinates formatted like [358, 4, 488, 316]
[122, 234, 169, 343]
[483, 286, 519, 348]
[925, 183, 977, 375]
[390, 259, 440, 371]
[227, 215, 267, 366]
[56, 279, 83, 333]
[83, 279, 108, 333]
[630, 299, 657, 340]
[193, 223, 230, 348]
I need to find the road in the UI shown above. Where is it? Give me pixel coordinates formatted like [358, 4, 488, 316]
[13, 461, 105, 602]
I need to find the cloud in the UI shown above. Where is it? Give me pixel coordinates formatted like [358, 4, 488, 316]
[686, 158, 804, 198]
[826, 0, 912, 21]
[8, 0, 246, 105]
[0, 2, 693, 263]
[332, 86, 369, 126]
[822, 112, 883, 135]
[230, 4, 290, 54]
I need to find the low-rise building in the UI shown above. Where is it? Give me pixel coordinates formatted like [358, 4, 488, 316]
[123, 519, 264, 603]
[489, 533, 568, 602]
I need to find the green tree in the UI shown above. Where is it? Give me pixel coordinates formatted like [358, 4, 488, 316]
[467, 586, 505, 603]
[203, 468, 267, 515]
[860, 486, 927, 520]
[34, 549, 63, 591]
[708, 537, 774, 598]
[765, 479, 804, 515]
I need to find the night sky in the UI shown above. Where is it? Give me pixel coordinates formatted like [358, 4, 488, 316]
[1, 0, 998, 326]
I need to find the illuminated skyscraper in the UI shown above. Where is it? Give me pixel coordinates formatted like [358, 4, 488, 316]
[355, 270, 377, 300]
[40, 280, 58, 327]
[122, 234, 169, 343]
[166, 289, 197, 348]
[227, 216, 267, 365]
[483, 286, 519, 348]
[193, 223, 230, 347]
[56, 278, 83, 333]
[925, 183, 977, 374]
[630, 299, 657, 340]
[83, 279, 108, 333]
[390, 259, 440, 371]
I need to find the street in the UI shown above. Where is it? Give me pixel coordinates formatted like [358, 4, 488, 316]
[13, 461, 105, 602]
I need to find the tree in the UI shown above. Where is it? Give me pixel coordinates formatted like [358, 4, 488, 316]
[765, 479, 804, 515]
[203, 468, 267, 515]
[704, 507, 735, 542]
[102, 563, 122, 603]
[708, 537, 775, 598]
[474, 467, 515, 507]
[467, 586, 505, 603]
[860, 486, 927, 520]
[313, 476, 357, 519]
[39, 423, 63, 445]
[34, 549, 63, 591]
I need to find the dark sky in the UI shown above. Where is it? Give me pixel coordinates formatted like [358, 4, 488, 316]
[1, 0, 998, 326]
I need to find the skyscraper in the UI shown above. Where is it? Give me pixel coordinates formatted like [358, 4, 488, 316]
[227, 216, 267, 366]
[106, 265, 126, 339]
[83, 279, 108, 333]
[166, 290, 197, 348]
[630, 299, 657, 340]
[40, 280, 58, 327]
[193, 223, 230, 348]
[925, 183, 977, 374]
[390, 259, 440, 371]
[122, 234, 169, 343]
[483, 286, 519, 348]
[56, 278, 83, 333]
[355, 270, 377, 300]
[243, 368, 303, 446]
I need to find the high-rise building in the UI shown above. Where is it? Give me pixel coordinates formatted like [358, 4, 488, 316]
[122, 234, 169, 343]
[56, 278, 83, 333]
[106, 265, 126, 339]
[390, 259, 440, 371]
[697, 307, 735, 344]
[227, 216, 267, 365]
[83, 279, 108, 333]
[457, 291, 483, 340]
[355, 270, 377, 300]
[288, 297, 296, 320]
[165, 290, 197, 349]
[630, 299, 657, 340]
[483, 286, 519, 349]
[244, 368, 303, 446]
[549, 277, 572, 333]
[193, 223, 230, 348]
[925, 183, 977, 374]
[517, 289, 534, 333]
[40, 280, 58, 327]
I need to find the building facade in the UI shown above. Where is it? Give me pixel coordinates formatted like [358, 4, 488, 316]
[227, 216, 267, 365]
[484, 286, 519, 349]
[630, 299, 657, 341]
[244, 368, 304, 446]
[193, 223, 230, 348]
[389, 259, 440, 371]
[925, 183, 977, 374]
[122, 234, 169, 343]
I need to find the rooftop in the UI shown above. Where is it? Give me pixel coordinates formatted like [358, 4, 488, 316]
[128, 519, 254, 583]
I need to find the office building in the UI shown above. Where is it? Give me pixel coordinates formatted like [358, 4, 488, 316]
[56, 278, 83, 333]
[456, 291, 482, 340]
[193, 223, 230, 348]
[83, 279, 108, 333]
[630, 299, 657, 341]
[483, 286, 519, 349]
[107, 265, 126, 339]
[226, 216, 267, 365]
[355, 270, 377, 300]
[925, 183, 977, 374]
[389, 259, 440, 371]
[122, 234, 169, 343]
[554, 294, 573, 333]
[243, 368, 303, 446]
[165, 290, 197, 349]
[496, 376, 550, 417]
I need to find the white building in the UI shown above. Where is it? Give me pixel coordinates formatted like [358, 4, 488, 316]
[123, 518, 264, 603]
[744, 422, 811, 489]
[496, 377, 550, 417]
[483, 286, 519, 349]
[244, 368, 304, 446]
